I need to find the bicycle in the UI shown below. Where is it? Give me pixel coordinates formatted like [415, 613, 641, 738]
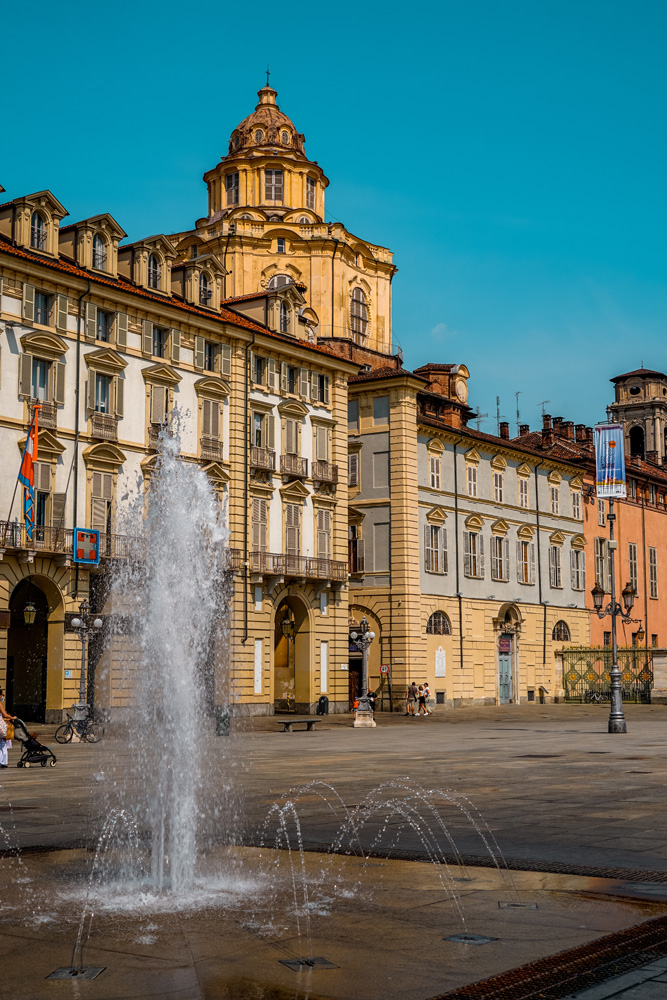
[54, 712, 103, 744]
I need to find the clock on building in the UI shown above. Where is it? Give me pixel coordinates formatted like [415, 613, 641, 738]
[455, 379, 468, 403]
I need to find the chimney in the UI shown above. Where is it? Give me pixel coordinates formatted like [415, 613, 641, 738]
[500, 421, 509, 439]
[519, 423, 529, 436]
[562, 421, 575, 440]
[553, 416, 563, 430]
[647, 449, 659, 465]
[542, 413, 554, 447]
[542, 413, 552, 430]
[575, 423, 586, 443]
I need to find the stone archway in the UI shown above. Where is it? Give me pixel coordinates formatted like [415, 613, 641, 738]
[274, 594, 311, 713]
[7, 579, 49, 720]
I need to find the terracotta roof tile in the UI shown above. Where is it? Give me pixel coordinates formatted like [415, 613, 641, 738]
[611, 368, 667, 383]
[349, 366, 423, 383]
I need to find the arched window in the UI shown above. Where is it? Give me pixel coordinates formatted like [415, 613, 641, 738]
[297, 216, 310, 224]
[255, 129, 264, 143]
[268, 274, 291, 289]
[30, 211, 46, 251]
[552, 620, 571, 642]
[281, 130, 290, 145]
[92, 234, 107, 270]
[426, 611, 451, 635]
[147, 254, 161, 289]
[199, 271, 211, 305]
[351, 288, 368, 336]
[629, 426, 645, 459]
[280, 301, 290, 333]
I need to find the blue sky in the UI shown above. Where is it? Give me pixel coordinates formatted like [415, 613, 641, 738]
[3, 0, 665, 433]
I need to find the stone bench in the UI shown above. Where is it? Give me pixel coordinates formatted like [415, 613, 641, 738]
[275, 718, 322, 733]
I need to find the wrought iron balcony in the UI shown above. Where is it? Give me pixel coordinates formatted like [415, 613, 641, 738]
[148, 423, 162, 451]
[33, 400, 57, 430]
[249, 550, 346, 582]
[91, 412, 118, 441]
[280, 454, 308, 478]
[250, 446, 275, 471]
[0, 521, 137, 561]
[201, 435, 223, 462]
[312, 460, 338, 484]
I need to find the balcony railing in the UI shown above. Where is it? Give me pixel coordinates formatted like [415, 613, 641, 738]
[34, 400, 57, 430]
[250, 446, 275, 471]
[91, 412, 118, 441]
[148, 423, 162, 451]
[0, 521, 137, 561]
[201, 435, 223, 461]
[249, 550, 347, 581]
[280, 454, 308, 478]
[312, 460, 338, 484]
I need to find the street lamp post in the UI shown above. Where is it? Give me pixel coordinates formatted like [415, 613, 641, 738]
[349, 617, 376, 726]
[591, 499, 644, 734]
[69, 598, 103, 722]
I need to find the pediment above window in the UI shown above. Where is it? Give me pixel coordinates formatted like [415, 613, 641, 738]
[491, 518, 510, 535]
[202, 462, 229, 483]
[549, 530, 565, 544]
[426, 505, 447, 525]
[517, 524, 535, 539]
[491, 455, 507, 470]
[17, 428, 65, 458]
[571, 533, 586, 549]
[465, 448, 481, 464]
[517, 464, 531, 478]
[548, 470, 562, 485]
[278, 398, 309, 417]
[141, 363, 182, 386]
[465, 513, 484, 530]
[348, 506, 366, 525]
[82, 442, 126, 467]
[279, 479, 310, 500]
[194, 376, 230, 399]
[20, 331, 68, 360]
[570, 476, 583, 490]
[427, 437, 444, 455]
[84, 347, 128, 373]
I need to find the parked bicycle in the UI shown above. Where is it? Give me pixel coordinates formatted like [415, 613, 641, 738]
[584, 690, 611, 704]
[54, 712, 103, 744]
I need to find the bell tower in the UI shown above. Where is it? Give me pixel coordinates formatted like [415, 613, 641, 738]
[609, 367, 667, 464]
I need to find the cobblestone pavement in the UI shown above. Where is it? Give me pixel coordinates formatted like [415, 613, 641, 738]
[567, 956, 667, 999]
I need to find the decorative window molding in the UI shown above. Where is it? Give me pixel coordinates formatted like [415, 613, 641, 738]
[426, 611, 451, 636]
[464, 513, 484, 531]
[491, 518, 510, 536]
[548, 470, 562, 485]
[464, 448, 481, 464]
[517, 524, 535, 540]
[426, 505, 447, 525]
[490, 455, 507, 470]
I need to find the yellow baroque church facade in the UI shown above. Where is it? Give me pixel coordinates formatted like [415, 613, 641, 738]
[0, 83, 589, 723]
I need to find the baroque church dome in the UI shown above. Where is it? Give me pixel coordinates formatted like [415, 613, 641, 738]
[228, 86, 306, 157]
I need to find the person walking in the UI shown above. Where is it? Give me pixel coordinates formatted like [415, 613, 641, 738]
[416, 685, 428, 716]
[405, 681, 419, 716]
[0, 687, 17, 768]
[423, 681, 432, 715]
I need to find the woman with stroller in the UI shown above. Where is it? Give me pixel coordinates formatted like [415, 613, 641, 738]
[0, 687, 17, 768]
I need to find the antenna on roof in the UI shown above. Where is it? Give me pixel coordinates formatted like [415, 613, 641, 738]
[515, 391, 521, 436]
[538, 400, 550, 416]
[496, 396, 506, 435]
[472, 406, 488, 431]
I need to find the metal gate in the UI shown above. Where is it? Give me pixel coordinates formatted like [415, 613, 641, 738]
[561, 647, 653, 703]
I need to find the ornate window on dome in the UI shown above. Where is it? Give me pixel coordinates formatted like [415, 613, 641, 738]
[298, 216, 309, 224]
[351, 288, 368, 336]
[306, 177, 316, 210]
[281, 130, 290, 145]
[265, 169, 283, 202]
[225, 172, 239, 206]
[234, 134, 241, 148]
[255, 129, 265, 143]
[268, 274, 290, 289]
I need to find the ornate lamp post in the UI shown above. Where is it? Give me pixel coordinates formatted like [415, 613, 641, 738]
[591, 504, 644, 734]
[70, 598, 103, 720]
[349, 617, 376, 725]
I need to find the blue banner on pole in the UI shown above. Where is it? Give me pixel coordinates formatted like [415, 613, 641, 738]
[595, 424, 626, 498]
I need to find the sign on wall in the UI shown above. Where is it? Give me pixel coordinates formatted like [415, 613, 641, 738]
[595, 424, 626, 498]
[435, 647, 446, 677]
[73, 528, 100, 565]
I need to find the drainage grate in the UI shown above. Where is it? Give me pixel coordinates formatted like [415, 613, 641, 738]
[430, 914, 667, 999]
[498, 902, 538, 909]
[279, 957, 338, 972]
[444, 934, 497, 945]
[47, 967, 106, 980]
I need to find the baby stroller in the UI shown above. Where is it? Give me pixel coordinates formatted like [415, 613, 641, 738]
[13, 718, 57, 768]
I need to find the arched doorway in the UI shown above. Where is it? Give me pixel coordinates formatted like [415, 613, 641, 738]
[274, 595, 310, 713]
[7, 580, 49, 721]
[629, 425, 645, 459]
[495, 604, 522, 705]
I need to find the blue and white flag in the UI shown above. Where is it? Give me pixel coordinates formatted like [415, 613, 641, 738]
[595, 423, 626, 498]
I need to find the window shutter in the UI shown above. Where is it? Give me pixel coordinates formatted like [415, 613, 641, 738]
[53, 362, 66, 405]
[321, 376, 330, 404]
[478, 534, 485, 577]
[267, 414, 275, 450]
[87, 376, 96, 412]
[151, 384, 166, 424]
[34, 462, 51, 493]
[19, 353, 32, 397]
[281, 362, 289, 394]
[503, 538, 509, 581]
[300, 367, 309, 398]
[202, 398, 211, 436]
[51, 492, 66, 530]
[250, 352, 257, 383]
[491, 538, 499, 580]
[116, 312, 127, 348]
[193, 336, 205, 370]
[442, 528, 448, 573]
[581, 552, 586, 591]
[22, 283, 35, 322]
[114, 376, 124, 418]
[463, 532, 471, 576]
[316, 426, 328, 461]
[170, 328, 180, 364]
[285, 419, 297, 455]
[142, 319, 153, 355]
[348, 453, 359, 487]
[85, 302, 97, 341]
[516, 541, 523, 582]
[267, 357, 277, 390]
[311, 374, 320, 403]
[211, 400, 219, 438]
[570, 549, 576, 589]
[56, 294, 68, 332]
[286, 503, 299, 555]
[530, 543, 536, 584]
[91, 498, 109, 531]
[317, 509, 330, 559]
[220, 344, 232, 377]
[424, 524, 432, 571]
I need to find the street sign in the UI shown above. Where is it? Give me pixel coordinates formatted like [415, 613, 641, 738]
[380, 664, 389, 674]
[73, 527, 100, 565]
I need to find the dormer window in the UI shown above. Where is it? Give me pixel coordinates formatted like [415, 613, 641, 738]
[31, 212, 47, 251]
[199, 272, 212, 306]
[306, 177, 316, 210]
[92, 234, 107, 271]
[281, 130, 290, 145]
[148, 254, 161, 289]
[351, 288, 368, 336]
[255, 129, 264, 142]
[191, 245, 198, 259]
[277, 238, 286, 254]
[268, 274, 290, 289]
[280, 301, 290, 334]
[225, 172, 239, 206]
[265, 169, 283, 202]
